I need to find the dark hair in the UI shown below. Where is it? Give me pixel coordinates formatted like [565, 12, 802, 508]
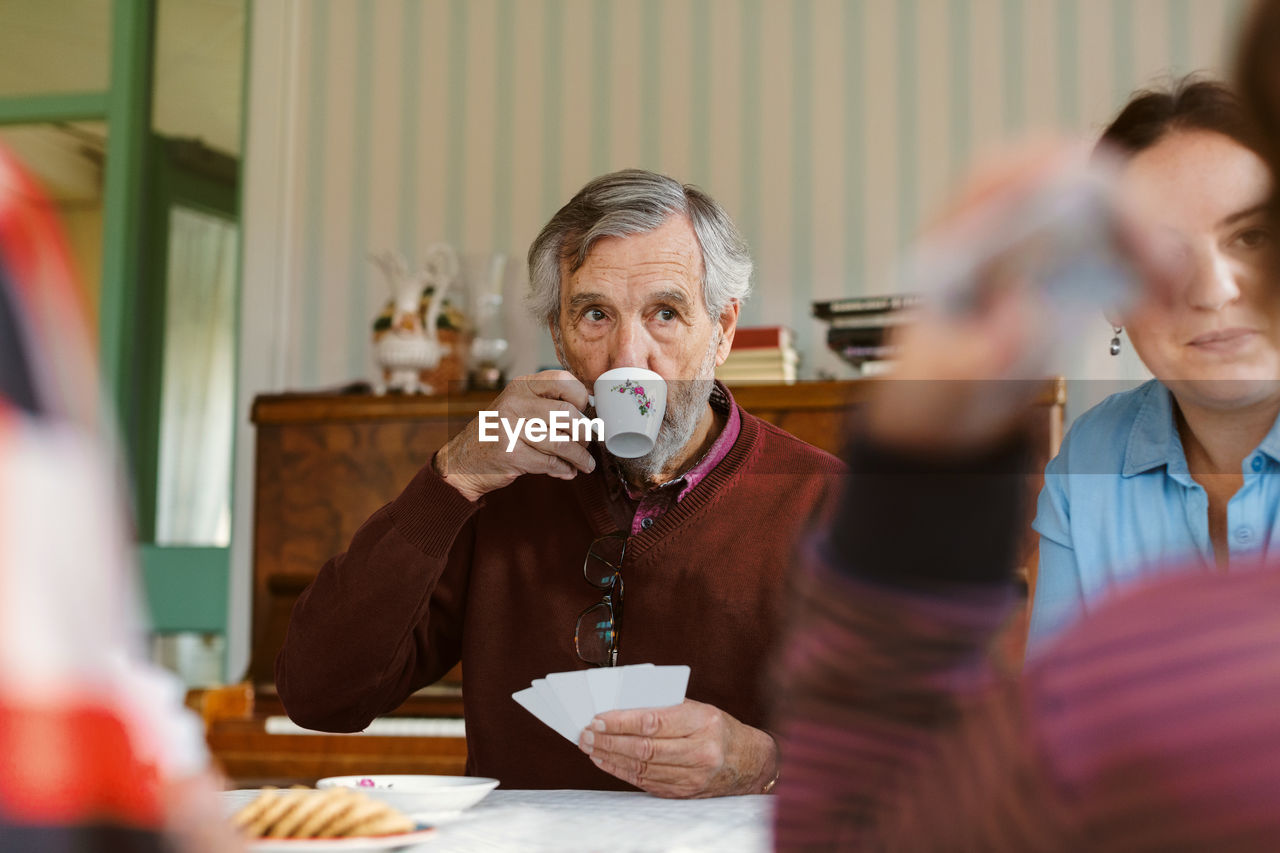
[1097, 76, 1260, 160]
[1236, 0, 1280, 229]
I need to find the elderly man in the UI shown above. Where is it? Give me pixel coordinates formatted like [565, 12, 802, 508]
[277, 169, 844, 796]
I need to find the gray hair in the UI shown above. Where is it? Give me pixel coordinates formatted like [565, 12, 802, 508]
[527, 169, 753, 327]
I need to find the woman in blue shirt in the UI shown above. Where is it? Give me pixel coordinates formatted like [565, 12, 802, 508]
[1030, 79, 1280, 650]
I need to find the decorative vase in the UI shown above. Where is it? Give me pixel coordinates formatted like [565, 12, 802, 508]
[466, 253, 511, 391]
[369, 246, 458, 395]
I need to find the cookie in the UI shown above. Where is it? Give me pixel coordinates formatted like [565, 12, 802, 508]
[316, 794, 388, 838]
[230, 787, 278, 831]
[294, 788, 358, 838]
[268, 791, 329, 838]
[344, 810, 416, 838]
[246, 788, 306, 837]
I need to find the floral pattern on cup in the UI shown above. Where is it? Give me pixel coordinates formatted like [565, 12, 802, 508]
[610, 379, 655, 416]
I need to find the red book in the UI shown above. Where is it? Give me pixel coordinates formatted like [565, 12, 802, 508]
[732, 326, 793, 350]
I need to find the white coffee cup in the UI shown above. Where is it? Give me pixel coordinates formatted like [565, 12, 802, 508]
[588, 367, 667, 458]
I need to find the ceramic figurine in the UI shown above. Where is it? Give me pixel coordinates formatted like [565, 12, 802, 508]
[370, 246, 457, 395]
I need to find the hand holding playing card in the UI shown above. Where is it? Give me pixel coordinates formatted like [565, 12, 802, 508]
[512, 664, 690, 743]
[578, 698, 780, 798]
[512, 664, 776, 796]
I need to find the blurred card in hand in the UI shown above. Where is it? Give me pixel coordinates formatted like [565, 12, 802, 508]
[513, 663, 691, 741]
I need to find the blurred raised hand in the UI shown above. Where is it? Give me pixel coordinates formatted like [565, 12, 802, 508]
[868, 141, 1180, 452]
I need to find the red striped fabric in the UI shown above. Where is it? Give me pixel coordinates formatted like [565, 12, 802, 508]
[774, 556, 1280, 851]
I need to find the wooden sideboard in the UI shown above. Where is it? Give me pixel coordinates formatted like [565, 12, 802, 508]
[209, 379, 1063, 785]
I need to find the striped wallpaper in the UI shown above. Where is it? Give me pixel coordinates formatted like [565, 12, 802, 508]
[243, 0, 1250, 388]
[230, 0, 1250, 671]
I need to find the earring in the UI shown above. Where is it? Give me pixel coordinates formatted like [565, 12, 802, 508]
[1110, 326, 1123, 356]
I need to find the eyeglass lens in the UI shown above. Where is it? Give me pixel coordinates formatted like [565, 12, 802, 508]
[584, 534, 626, 588]
[576, 533, 627, 667]
[575, 599, 616, 666]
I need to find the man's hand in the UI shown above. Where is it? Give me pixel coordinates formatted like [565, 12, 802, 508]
[578, 699, 779, 798]
[435, 370, 596, 501]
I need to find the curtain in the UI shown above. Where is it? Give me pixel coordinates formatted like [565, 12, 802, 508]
[155, 206, 237, 546]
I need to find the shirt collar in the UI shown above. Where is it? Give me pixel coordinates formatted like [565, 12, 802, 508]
[607, 381, 739, 502]
[1254, 408, 1280, 464]
[1122, 381, 1191, 480]
[1121, 381, 1280, 479]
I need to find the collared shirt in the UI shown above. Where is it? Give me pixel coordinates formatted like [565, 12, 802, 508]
[603, 382, 741, 537]
[1029, 379, 1280, 651]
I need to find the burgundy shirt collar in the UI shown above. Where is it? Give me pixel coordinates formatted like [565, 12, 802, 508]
[604, 382, 740, 507]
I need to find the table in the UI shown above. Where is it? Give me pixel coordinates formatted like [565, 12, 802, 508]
[418, 790, 772, 852]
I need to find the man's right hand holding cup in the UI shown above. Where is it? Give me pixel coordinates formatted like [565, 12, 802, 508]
[434, 369, 597, 502]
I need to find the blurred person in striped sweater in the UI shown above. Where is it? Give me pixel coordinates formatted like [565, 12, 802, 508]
[773, 1, 1280, 849]
[0, 146, 240, 851]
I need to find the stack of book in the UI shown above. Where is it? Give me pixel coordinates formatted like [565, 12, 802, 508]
[814, 294, 922, 375]
[716, 326, 799, 384]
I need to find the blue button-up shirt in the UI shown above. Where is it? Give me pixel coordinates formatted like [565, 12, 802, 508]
[1029, 379, 1280, 652]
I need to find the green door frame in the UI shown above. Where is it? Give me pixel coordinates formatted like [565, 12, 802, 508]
[135, 138, 239, 543]
[0, 92, 109, 124]
[0, 0, 234, 635]
[0, 0, 153, 435]
[135, 139, 238, 634]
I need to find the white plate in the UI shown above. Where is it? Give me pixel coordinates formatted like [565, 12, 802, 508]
[245, 828, 436, 851]
[316, 775, 499, 817]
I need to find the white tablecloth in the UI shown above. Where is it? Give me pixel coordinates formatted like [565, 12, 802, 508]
[415, 789, 773, 852]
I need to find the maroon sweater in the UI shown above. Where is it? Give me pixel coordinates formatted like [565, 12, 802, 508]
[276, 404, 845, 790]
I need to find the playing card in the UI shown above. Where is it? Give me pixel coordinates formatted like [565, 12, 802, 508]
[615, 664, 690, 710]
[546, 670, 597, 733]
[531, 678, 580, 741]
[512, 686, 556, 734]
[516, 663, 692, 743]
[585, 665, 627, 713]
[512, 684, 576, 742]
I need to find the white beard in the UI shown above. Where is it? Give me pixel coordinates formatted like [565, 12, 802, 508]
[612, 332, 721, 486]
